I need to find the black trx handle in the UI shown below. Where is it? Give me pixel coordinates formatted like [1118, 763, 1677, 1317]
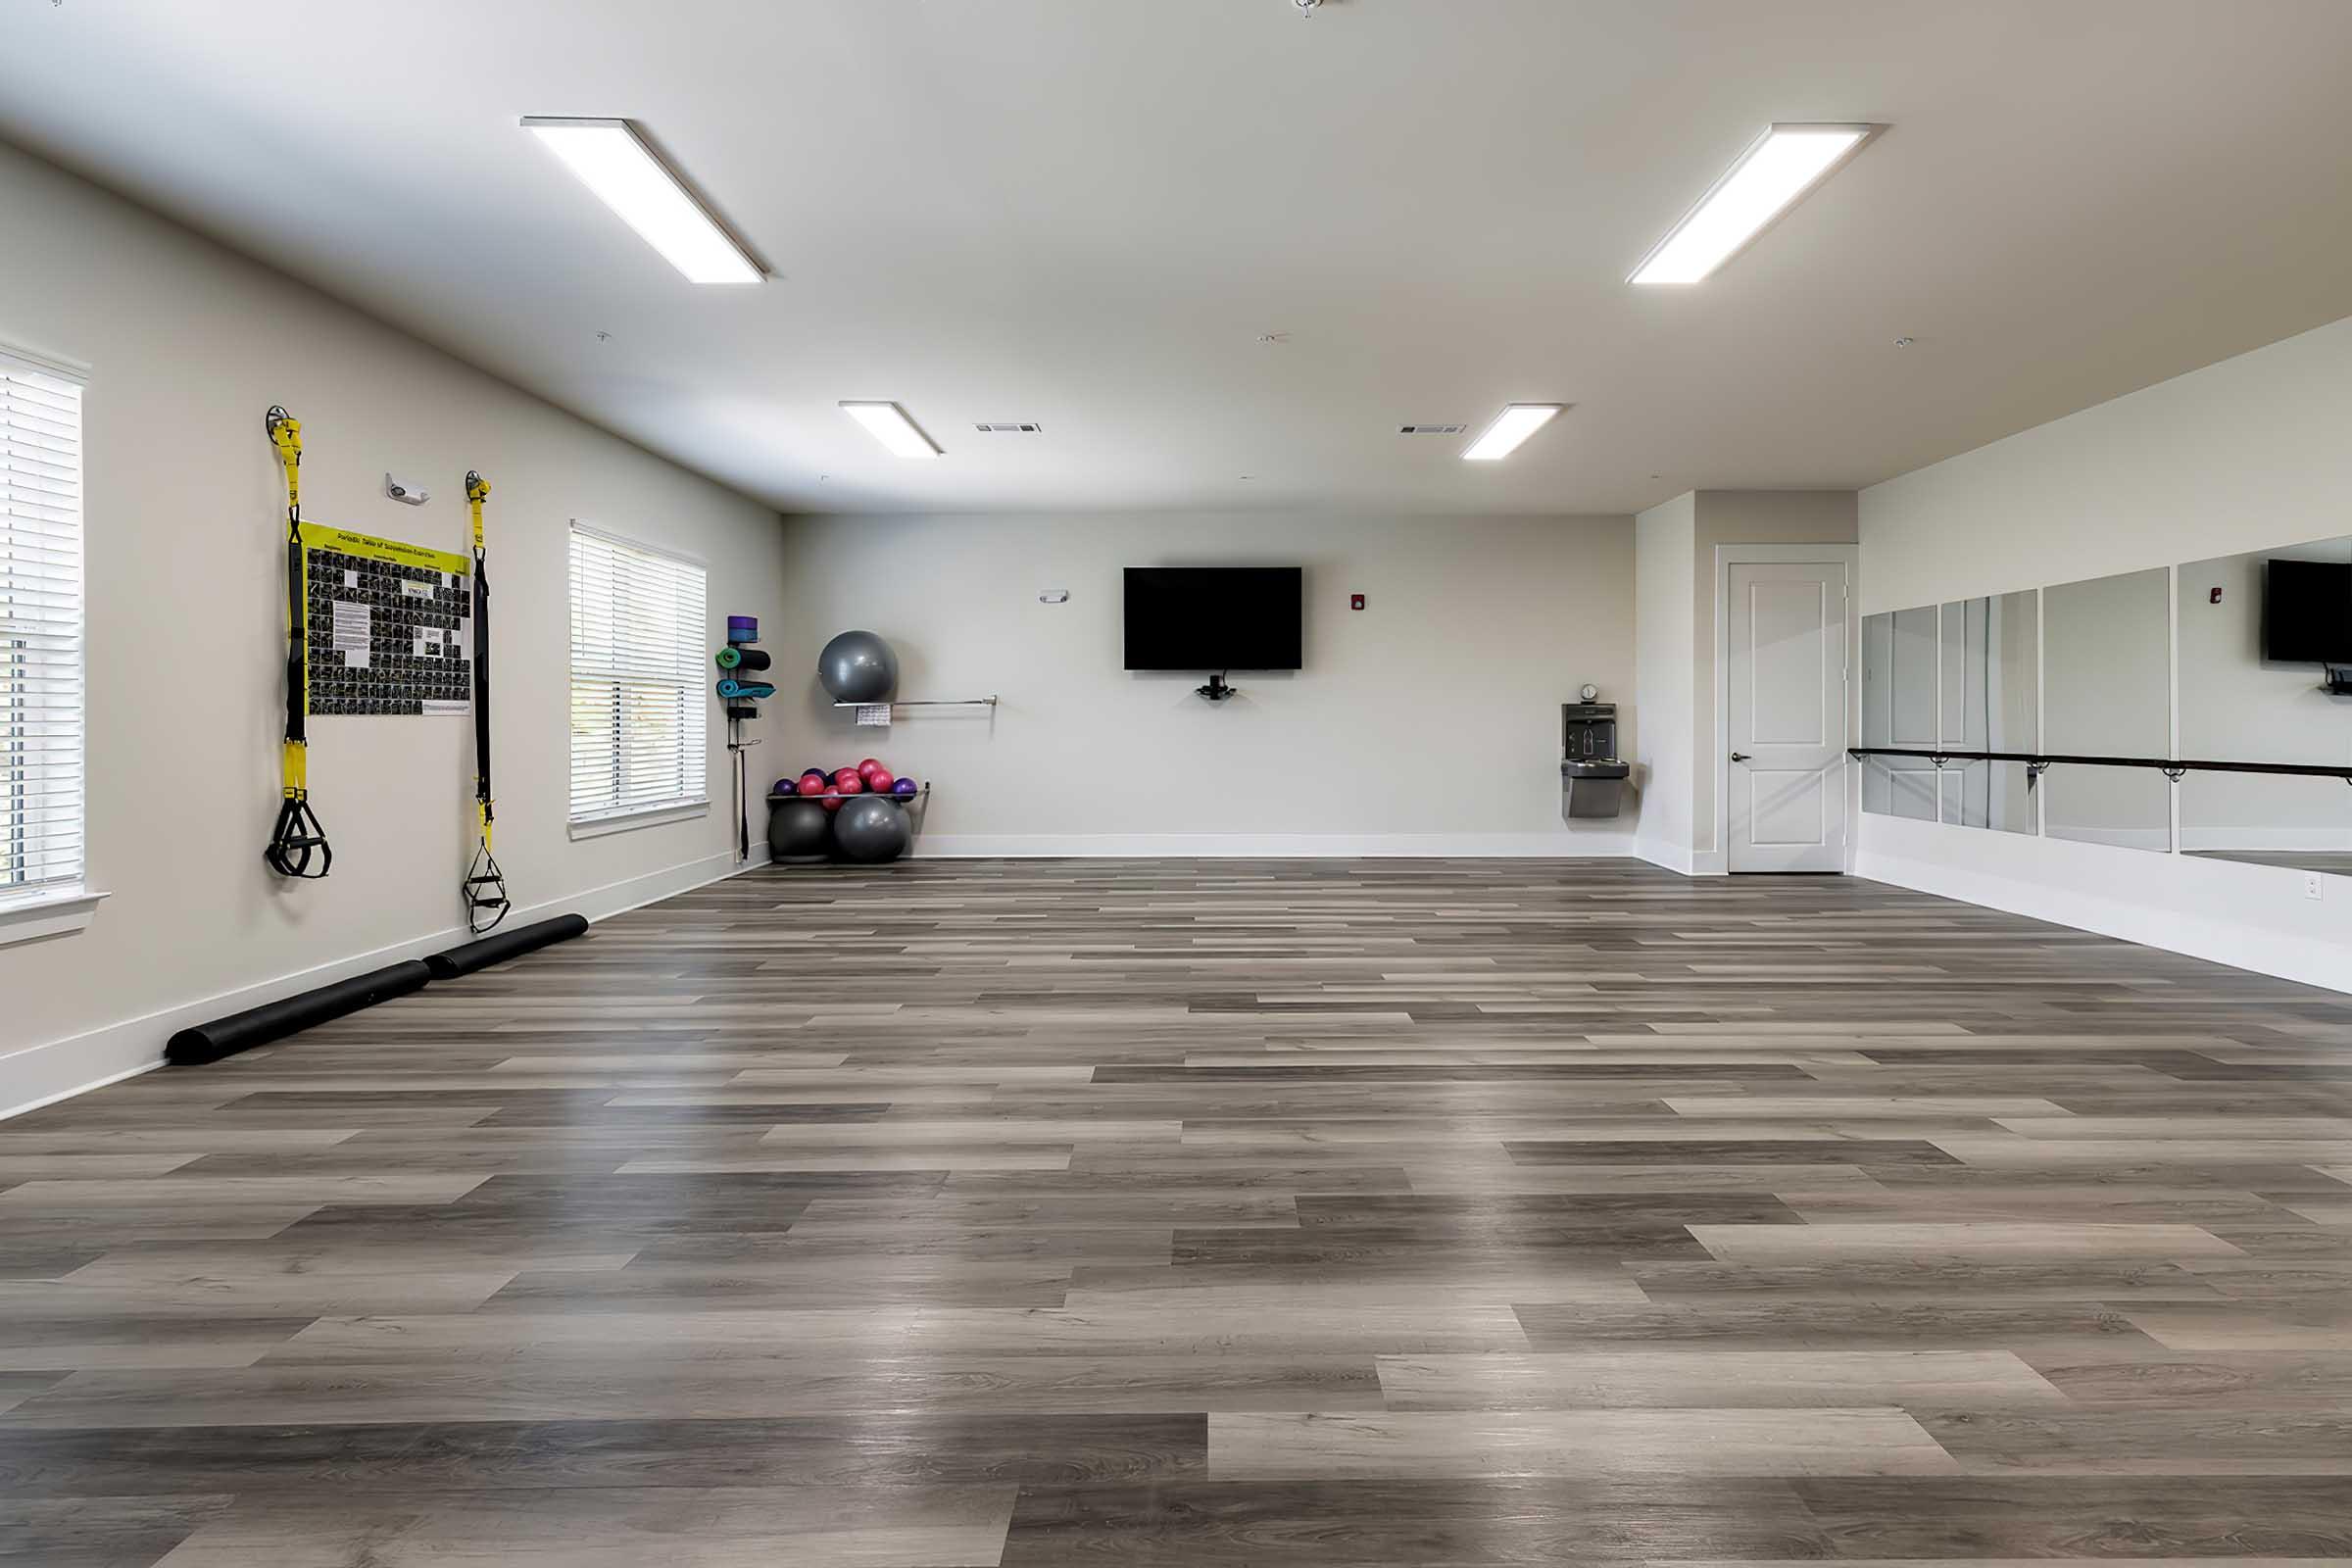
[266, 791, 332, 879]
[462, 469, 509, 933]
[265, 406, 331, 879]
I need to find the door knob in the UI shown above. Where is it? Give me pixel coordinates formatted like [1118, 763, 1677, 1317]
[1730, 752, 1750, 762]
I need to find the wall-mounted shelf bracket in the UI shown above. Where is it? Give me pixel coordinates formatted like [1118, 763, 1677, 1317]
[834, 695, 998, 729]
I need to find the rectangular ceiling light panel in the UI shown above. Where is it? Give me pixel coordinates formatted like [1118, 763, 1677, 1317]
[523, 117, 761, 285]
[1631, 122, 1879, 285]
[841, 402, 943, 459]
[1462, 404, 1564, 462]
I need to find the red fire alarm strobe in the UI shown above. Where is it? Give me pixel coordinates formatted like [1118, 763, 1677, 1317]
[1349, 593, 1366, 611]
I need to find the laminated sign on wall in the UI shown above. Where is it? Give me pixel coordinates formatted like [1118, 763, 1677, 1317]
[299, 522, 472, 716]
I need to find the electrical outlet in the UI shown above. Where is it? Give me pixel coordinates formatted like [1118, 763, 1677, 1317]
[2307, 872, 2326, 901]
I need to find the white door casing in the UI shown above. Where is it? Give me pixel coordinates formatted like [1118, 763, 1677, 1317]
[1726, 559, 1849, 873]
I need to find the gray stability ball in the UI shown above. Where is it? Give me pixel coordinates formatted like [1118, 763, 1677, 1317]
[817, 629, 899, 704]
[768, 798, 833, 863]
[832, 795, 911, 862]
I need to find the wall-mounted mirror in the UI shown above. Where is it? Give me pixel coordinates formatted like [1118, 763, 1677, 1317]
[1936, 590, 2038, 834]
[1865, 593, 2039, 833]
[2178, 535, 2352, 877]
[1861, 606, 1936, 819]
[2043, 566, 2171, 852]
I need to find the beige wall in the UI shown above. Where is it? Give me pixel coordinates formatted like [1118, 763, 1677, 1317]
[0, 141, 787, 1109]
[1632, 493, 1694, 867]
[770, 512, 1634, 853]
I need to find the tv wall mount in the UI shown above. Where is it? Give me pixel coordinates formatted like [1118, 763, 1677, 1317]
[1196, 672, 1237, 702]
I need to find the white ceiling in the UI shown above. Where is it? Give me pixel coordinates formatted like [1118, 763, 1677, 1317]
[5, 0, 2351, 517]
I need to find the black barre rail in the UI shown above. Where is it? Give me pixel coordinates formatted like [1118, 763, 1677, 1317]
[1848, 747, 2352, 782]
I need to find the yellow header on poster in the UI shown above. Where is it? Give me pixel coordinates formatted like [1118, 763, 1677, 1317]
[298, 521, 469, 577]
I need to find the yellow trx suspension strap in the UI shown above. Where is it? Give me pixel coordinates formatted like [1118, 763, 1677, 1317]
[264, 406, 330, 878]
[461, 469, 509, 933]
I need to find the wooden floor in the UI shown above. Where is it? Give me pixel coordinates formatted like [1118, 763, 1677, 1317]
[6, 859, 2352, 1566]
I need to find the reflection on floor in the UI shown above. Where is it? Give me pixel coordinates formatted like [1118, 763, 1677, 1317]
[4, 858, 2352, 1565]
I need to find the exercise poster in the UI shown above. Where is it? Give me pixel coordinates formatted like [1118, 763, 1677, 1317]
[299, 522, 472, 717]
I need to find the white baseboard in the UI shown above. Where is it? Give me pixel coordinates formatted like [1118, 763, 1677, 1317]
[2045, 824, 2174, 852]
[2180, 826, 2352, 853]
[0, 844, 768, 1123]
[1633, 838, 1692, 875]
[909, 832, 1638, 858]
[1855, 815, 2352, 996]
[1690, 849, 1729, 877]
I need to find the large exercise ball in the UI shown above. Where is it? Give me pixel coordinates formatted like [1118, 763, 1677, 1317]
[768, 798, 833, 863]
[832, 795, 910, 862]
[817, 630, 898, 704]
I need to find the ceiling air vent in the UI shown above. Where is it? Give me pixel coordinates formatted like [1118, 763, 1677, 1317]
[1397, 423, 1467, 435]
[973, 422, 1044, 434]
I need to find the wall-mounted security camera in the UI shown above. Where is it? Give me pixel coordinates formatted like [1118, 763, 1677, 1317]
[384, 473, 430, 506]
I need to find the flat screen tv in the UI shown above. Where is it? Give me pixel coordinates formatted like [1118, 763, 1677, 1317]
[2264, 558, 2352, 663]
[1124, 566, 1303, 671]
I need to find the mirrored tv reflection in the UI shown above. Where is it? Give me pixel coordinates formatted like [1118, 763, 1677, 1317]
[2178, 534, 2352, 876]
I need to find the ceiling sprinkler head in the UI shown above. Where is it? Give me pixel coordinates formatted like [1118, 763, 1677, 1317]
[1295, 0, 1321, 13]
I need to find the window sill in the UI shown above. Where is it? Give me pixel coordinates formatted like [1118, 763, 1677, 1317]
[0, 886, 108, 949]
[567, 800, 711, 841]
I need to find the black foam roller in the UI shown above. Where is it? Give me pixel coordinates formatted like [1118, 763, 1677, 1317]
[424, 912, 588, 980]
[166, 960, 432, 1066]
[729, 647, 771, 671]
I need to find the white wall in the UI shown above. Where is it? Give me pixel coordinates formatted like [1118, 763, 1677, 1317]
[0, 141, 787, 1112]
[769, 512, 1634, 855]
[1632, 494, 1694, 870]
[1633, 489, 1857, 871]
[1690, 491, 1859, 864]
[1859, 313, 2352, 992]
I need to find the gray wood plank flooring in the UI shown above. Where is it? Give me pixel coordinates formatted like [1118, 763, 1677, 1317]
[4, 858, 2352, 1564]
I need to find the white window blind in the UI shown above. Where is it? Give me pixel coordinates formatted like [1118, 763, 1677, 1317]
[568, 523, 709, 826]
[1, 349, 84, 903]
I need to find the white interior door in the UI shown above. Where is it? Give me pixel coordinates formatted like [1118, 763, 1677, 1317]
[1727, 560, 1849, 872]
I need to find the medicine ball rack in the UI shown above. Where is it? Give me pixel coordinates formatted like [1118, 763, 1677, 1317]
[763, 782, 931, 869]
[767, 784, 933, 805]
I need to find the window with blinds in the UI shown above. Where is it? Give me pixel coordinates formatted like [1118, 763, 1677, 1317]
[568, 523, 709, 828]
[2, 349, 84, 904]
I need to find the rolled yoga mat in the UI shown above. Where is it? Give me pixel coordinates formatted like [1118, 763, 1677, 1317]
[424, 912, 589, 980]
[714, 646, 772, 671]
[716, 678, 775, 700]
[165, 960, 433, 1066]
